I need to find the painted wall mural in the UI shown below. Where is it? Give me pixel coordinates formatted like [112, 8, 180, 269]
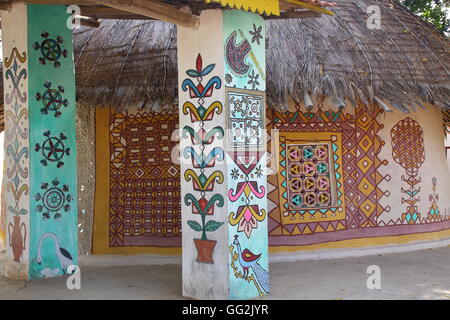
[267, 99, 450, 248]
[28, 4, 77, 279]
[224, 10, 269, 300]
[182, 54, 225, 263]
[427, 177, 440, 222]
[267, 101, 391, 243]
[391, 117, 425, 224]
[109, 107, 181, 247]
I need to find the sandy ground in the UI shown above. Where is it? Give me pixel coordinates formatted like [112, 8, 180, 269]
[0, 245, 449, 300]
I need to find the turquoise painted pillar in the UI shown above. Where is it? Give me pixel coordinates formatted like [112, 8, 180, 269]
[178, 9, 268, 299]
[2, 3, 77, 279]
[223, 10, 269, 300]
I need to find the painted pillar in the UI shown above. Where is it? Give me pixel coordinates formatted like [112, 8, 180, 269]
[2, 3, 77, 279]
[178, 9, 268, 299]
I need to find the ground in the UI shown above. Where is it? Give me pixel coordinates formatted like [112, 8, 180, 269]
[0, 245, 449, 300]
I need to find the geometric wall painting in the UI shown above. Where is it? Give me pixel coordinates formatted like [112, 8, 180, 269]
[267, 103, 391, 241]
[109, 108, 181, 247]
[226, 88, 265, 149]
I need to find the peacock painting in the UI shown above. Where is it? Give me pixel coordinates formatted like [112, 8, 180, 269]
[231, 235, 270, 294]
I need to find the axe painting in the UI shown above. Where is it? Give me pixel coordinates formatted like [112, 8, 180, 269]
[224, 10, 266, 92]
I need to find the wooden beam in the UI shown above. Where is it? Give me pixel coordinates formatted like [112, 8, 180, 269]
[17, 0, 95, 5]
[283, 0, 335, 16]
[267, 9, 320, 19]
[78, 16, 100, 27]
[93, 0, 199, 28]
[0, 1, 12, 10]
[80, 5, 152, 19]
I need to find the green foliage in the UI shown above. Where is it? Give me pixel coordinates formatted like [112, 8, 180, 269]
[396, 0, 450, 34]
[204, 220, 224, 232]
[187, 220, 203, 232]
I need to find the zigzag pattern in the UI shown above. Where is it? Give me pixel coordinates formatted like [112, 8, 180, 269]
[267, 104, 390, 237]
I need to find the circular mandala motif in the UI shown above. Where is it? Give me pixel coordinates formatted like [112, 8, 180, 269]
[35, 178, 72, 220]
[44, 188, 65, 211]
[317, 176, 330, 190]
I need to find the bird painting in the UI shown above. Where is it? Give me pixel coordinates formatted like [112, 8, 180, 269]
[232, 235, 270, 294]
[37, 232, 74, 275]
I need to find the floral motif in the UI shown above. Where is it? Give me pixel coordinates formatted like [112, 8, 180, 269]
[255, 165, 263, 178]
[231, 168, 240, 180]
[247, 69, 260, 90]
[249, 24, 263, 45]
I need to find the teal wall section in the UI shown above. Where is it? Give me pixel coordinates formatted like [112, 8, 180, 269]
[28, 4, 78, 279]
[224, 10, 269, 299]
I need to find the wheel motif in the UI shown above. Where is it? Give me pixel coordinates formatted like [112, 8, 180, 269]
[35, 178, 72, 220]
[41, 38, 62, 61]
[35, 130, 70, 168]
[32, 31, 68, 68]
[36, 81, 68, 117]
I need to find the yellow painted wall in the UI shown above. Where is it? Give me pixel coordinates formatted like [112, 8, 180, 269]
[93, 106, 181, 255]
[93, 101, 450, 255]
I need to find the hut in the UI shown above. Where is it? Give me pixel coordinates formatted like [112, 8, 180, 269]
[0, 0, 449, 300]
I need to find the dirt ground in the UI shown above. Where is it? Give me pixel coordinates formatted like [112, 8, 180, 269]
[0, 245, 449, 300]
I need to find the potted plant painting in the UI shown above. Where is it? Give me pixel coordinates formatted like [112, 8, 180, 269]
[185, 193, 224, 263]
[8, 202, 28, 263]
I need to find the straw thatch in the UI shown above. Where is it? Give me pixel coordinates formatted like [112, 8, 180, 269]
[1, 0, 449, 114]
[73, 0, 450, 111]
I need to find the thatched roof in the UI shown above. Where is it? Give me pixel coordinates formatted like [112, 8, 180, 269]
[1, 0, 449, 115]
